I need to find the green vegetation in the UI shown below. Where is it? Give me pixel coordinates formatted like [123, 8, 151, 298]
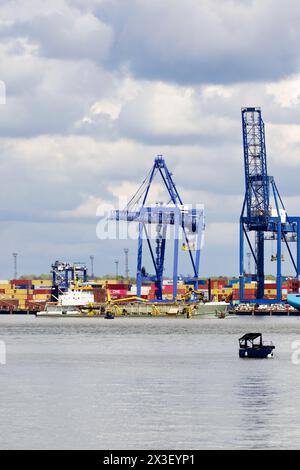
[19, 274, 52, 280]
[93, 275, 136, 283]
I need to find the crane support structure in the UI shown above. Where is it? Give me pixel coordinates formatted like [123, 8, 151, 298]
[51, 261, 87, 301]
[110, 156, 205, 302]
[240, 107, 300, 303]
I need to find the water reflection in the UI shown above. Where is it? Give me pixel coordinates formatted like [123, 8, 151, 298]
[236, 369, 277, 449]
[2, 316, 300, 449]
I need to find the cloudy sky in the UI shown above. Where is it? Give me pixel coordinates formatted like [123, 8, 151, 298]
[0, 0, 300, 279]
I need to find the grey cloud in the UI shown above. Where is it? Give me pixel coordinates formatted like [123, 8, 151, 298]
[0, 55, 116, 137]
[0, 0, 300, 278]
[116, 89, 239, 146]
[3, 0, 300, 87]
[74, 112, 120, 140]
[0, 218, 110, 277]
[95, 0, 300, 85]
[1, 9, 113, 63]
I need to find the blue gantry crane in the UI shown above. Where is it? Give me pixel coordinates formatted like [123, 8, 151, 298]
[110, 156, 205, 301]
[240, 107, 300, 303]
[51, 260, 87, 300]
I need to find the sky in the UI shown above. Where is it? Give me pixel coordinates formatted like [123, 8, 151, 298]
[0, 0, 300, 279]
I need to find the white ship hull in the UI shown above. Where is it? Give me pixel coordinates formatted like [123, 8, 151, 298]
[37, 289, 94, 316]
[37, 304, 82, 316]
[194, 301, 229, 317]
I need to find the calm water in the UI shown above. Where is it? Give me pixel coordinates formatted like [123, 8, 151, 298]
[0, 315, 300, 449]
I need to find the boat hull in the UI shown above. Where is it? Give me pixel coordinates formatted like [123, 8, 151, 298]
[104, 313, 114, 319]
[239, 346, 275, 358]
[287, 294, 300, 310]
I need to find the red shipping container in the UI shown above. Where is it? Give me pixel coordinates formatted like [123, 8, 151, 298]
[0, 299, 19, 310]
[106, 283, 128, 290]
[33, 289, 52, 294]
[218, 294, 229, 301]
[197, 281, 209, 288]
[25, 300, 46, 311]
[109, 289, 127, 300]
[109, 289, 127, 295]
[163, 286, 173, 293]
[10, 279, 32, 286]
[93, 288, 106, 303]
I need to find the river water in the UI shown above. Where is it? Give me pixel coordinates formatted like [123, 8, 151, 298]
[0, 315, 300, 449]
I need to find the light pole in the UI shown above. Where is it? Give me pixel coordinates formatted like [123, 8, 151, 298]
[124, 248, 129, 280]
[246, 252, 251, 275]
[90, 255, 94, 279]
[12, 253, 18, 280]
[115, 259, 119, 280]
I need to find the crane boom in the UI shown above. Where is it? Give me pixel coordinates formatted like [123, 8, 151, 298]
[240, 107, 300, 303]
[242, 107, 270, 227]
[110, 156, 205, 301]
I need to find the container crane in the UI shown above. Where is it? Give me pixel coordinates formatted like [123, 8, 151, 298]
[240, 107, 300, 303]
[110, 156, 205, 301]
[51, 261, 87, 301]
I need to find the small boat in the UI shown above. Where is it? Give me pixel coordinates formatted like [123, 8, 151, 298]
[287, 294, 300, 311]
[216, 310, 227, 319]
[104, 312, 114, 319]
[239, 333, 275, 358]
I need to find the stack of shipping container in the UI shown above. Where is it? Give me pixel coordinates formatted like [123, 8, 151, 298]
[0, 279, 52, 311]
[0, 277, 299, 311]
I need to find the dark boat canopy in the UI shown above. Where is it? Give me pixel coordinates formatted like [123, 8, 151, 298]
[239, 333, 262, 342]
[238, 332, 274, 358]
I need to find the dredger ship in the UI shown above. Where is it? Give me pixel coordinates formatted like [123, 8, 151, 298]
[37, 283, 229, 318]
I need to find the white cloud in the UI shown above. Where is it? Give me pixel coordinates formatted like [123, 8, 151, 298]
[0, 0, 300, 277]
[267, 74, 300, 108]
[268, 123, 300, 167]
[59, 194, 111, 218]
[98, 0, 300, 84]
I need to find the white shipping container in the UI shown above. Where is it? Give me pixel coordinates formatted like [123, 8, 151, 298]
[130, 286, 151, 295]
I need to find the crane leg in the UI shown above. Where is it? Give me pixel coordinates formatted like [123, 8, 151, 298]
[256, 231, 264, 300]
